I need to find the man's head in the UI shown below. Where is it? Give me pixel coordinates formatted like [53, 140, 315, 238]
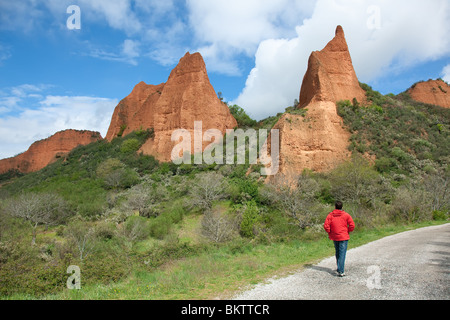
[335, 201, 343, 210]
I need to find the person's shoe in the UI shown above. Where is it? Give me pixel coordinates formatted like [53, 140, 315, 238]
[338, 272, 345, 277]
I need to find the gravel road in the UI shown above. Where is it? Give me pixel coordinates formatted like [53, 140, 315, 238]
[233, 223, 450, 300]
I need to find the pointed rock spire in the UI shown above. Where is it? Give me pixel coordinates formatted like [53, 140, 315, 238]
[299, 25, 365, 108]
[105, 52, 237, 161]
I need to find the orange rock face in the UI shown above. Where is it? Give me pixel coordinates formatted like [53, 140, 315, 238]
[0, 130, 102, 174]
[272, 26, 363, 177]
[299, 25, 366, 107]
[106, 52, 237, 161]
[408, 79, 450, 108]
[272, 101, 351, 177]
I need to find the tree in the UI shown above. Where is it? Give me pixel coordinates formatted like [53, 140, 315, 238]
[96, 158, 139, 189]
[120, 216, 150, 243]
[228, 104, 257, 128]
[6, 193, 68, 245]
[329, 156, 381, 217]
[422, 170, 449, 213]
[268, 173, 319, 229]
[65, 220, 97, 261]
[188, 172, 227, 213]
[239, 200, 260, 238]
[122, 183, 166, 217]
[200, 211, 237, 243]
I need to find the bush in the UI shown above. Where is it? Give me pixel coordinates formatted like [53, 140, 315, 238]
[201, 211, 238, 243]
[120, 138, 141, 154]
[187, 172, 227, 213]
[239, 200, 261, 238]
[389, 187, 431, 222]
[228, 177, 260, 204]
[81, 252, 129, 286]
[267, 173, 320, 229]
[137, 241, 203, 270]
[149, 215, 173, 240]
[228, 104, 257, 128]
[0, 244, 67, 296]
[121, 216, 151, 242]
[432, 210, 448, 221]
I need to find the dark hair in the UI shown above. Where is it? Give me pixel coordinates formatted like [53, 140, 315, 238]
[335, 201, 343, 210]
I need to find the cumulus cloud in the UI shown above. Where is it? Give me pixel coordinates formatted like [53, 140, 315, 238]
[442, 64, 450, 83]
[186, 0, 317, 75]
[76, 0, 142, 35]
[233, 0, 450, 120]
[0, 86, 117, 159]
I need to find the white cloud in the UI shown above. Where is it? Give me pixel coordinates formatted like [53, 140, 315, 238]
[88, 39, 141, 65]
[442, 64, 450, 83]
[77, 0, 142, 35]
[0, 43, 11, 64]
[0, 90, 117, 160]
[233, 0, 450, 120]
[186, 0, 317, 75]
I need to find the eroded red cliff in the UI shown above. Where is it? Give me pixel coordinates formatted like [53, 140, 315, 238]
[408, 79, 450, 108]
[272, 26, 363, 177]
[106, 52, 237, 161]
[0, 130, 102, 174]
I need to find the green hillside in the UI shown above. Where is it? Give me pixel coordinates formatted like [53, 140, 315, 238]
[0, 84, 449, 299]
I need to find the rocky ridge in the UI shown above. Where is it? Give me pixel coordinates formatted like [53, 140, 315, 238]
[0, 130, 102, 174]
[106, 52, 237, 162]
[271, 25, 364, 177]
[408, 79, 450, 108]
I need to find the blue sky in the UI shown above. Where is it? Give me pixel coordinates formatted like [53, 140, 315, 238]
[0, 0, 449, 159]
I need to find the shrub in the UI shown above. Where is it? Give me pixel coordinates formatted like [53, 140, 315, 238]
[389, 187, 431, 222]
[328, 156, 383, 217]
[64, 220, 98, 261]
[200, 211, 238, 243]
[239, 200, 261, 238]
[94, 220, 117, 241]
[228, 104, 257, 128]
[0, 243, 67, 296]
[187, 172, 227, 213]
[120, 138, 141, 154]
[81, 253, 129, 286]
[432, 210, 448, 221]
[120, 216, 151, 242]
[149, 215, 173, 240]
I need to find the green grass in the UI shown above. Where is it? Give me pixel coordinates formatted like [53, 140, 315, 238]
[6, 220, 445, 300]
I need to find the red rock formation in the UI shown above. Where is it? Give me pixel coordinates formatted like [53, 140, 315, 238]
[271, 26, 363, 177]
[408, 79, 450, 108]
[299, 25, 366, 107]
[0, 130, 102, 174]
[106, 52, 237, 161]
[272, 101, 351, 177]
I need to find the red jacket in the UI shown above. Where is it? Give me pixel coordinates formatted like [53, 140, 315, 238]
[324, 210, 355, 241]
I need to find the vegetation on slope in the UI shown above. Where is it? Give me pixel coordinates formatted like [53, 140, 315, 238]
[0, 86, 448, 299]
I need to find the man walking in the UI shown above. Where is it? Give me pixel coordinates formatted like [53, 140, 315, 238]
[324, 201, 355, 277]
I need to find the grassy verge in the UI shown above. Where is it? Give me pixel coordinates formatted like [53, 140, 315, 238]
[6, 220, 445, 300]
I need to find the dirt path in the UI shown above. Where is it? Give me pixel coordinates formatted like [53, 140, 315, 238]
[233, 223, 450, 300]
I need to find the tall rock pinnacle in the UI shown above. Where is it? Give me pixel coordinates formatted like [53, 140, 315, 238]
[106, 52, 237, 162]
[299, 25, 366, 108]
[270, 25, 364, 178]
